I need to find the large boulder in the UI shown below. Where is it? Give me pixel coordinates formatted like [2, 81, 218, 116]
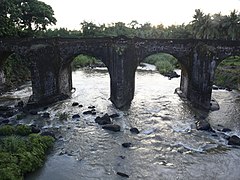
[195, 119, 213, 132]
[228, 135, 240, 146]
[95, 114, 112, 125]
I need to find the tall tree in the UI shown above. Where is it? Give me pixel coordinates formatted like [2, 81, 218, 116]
[0, 0, 57, 37]
[224, 10, 240, 40]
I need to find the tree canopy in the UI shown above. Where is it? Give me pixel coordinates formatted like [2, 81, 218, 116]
[0, 0, 57, 37]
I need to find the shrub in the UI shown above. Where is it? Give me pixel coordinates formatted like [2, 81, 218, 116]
[0, 125, 15, 136]
[144, 53, 178, 74]
[15, 125, 32, 136]
[0, 134, 54, 180]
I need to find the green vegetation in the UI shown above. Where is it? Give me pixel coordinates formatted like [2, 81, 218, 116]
[3, 54, 31, 89]
[144, 53, 178, 74]
[0, 0, 56, 37]
[58, 112, 69, 121]
[72, 55, 101, 70]
[37, 10, 239, 40]
[0, 125, 54, 180]
[214, 56, 240, 89]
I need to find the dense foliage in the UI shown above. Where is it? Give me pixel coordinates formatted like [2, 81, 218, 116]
[144, 53, 178, 74]
[37, 9, 240, 40]
[214, 56, 240, 89]
[0, 0, 56, 37]
[3, 54, 31, 89]
[0, 125, 54, 180]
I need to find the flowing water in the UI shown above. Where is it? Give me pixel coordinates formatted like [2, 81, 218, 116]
[1, 65, 240, 180]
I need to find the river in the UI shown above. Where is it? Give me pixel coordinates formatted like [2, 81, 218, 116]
[1, 65, 240, 180]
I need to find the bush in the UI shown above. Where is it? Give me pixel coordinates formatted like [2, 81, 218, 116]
[15, 125, 32, 136]
[144, 53, 179, 74]
[72, 55, 97, 69]
[0, 125, 15, 136]
[155, 61, 175, 74]
[0, 133, 54, 180]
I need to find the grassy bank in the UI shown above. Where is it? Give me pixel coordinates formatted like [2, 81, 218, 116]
[144, 53, 179, 74]
[0, 125, 54, 180]
[71, 55, 103, 70]
[214, 56, 240, 90]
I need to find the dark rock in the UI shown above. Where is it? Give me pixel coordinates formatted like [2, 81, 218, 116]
[41, 131, 56, 139]
[78, 104, 83, 108]
[31, 125, 41, 133]
[109, 113, 120, 118]
[130, 127, 140, 134]
[195, 120, 213, 131]
[91, 111, 97, 115]
[117, 172, 129, 178]
[225, 86, 232, 91]
[43, 106, 48, 110]
[72, 114, 80, 119]
[0, 106, 12, 111]
[29, 110, 38, 115]
[222, 128, 232, 132]
[119, 155, 125, 159]
[42, 112, 50, 118]
[95, 114, 112, 125]
[0, 119, 9, 125]
[165, 71, 180, 80]
[16, 101, 24, 108]
[2, 111, 15, 118]
[122, 142, 132, 148]
[83, 110, 94, 115]
[102, 124, 120, 132]
[228, 135, 240, 146]
[72, 102, 79, 106]
[212, 85, 219, 90]
[88, 106, 95, 109]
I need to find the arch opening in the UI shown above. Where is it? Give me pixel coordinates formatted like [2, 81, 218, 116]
[134, 52, 189, 105]
[61, 54, 111, 108]
[140, 53, 181, 79]
[0, 52, 32, 107]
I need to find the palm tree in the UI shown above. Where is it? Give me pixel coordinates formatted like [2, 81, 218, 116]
[191, 9, 205, 39]
[224, 10, 240, 40]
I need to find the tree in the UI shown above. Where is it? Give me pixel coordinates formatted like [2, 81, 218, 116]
[0, 0, 20, 36]
[19, 0, 57, 33]
[223, 10, 240, 40]
[191, 9, 206, 39]
[0, 0, 57, 37]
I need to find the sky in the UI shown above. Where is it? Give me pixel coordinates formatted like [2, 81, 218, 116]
[41, 0, 240, 30]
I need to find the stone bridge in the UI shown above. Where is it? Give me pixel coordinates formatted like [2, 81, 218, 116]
[0, 36, 239, 110]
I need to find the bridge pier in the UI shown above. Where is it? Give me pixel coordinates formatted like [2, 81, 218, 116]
[109, 44, 138, 109]
[187, 44, 217, 110]
[27, 46, 70, 107]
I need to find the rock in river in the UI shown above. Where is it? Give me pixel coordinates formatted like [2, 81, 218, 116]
[195, 119, 213, 132]
[130, 127, 140, 134]
[95, 113, 112, 125]
[102, 124, 120, 132]
[228, 135, 240, 146]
